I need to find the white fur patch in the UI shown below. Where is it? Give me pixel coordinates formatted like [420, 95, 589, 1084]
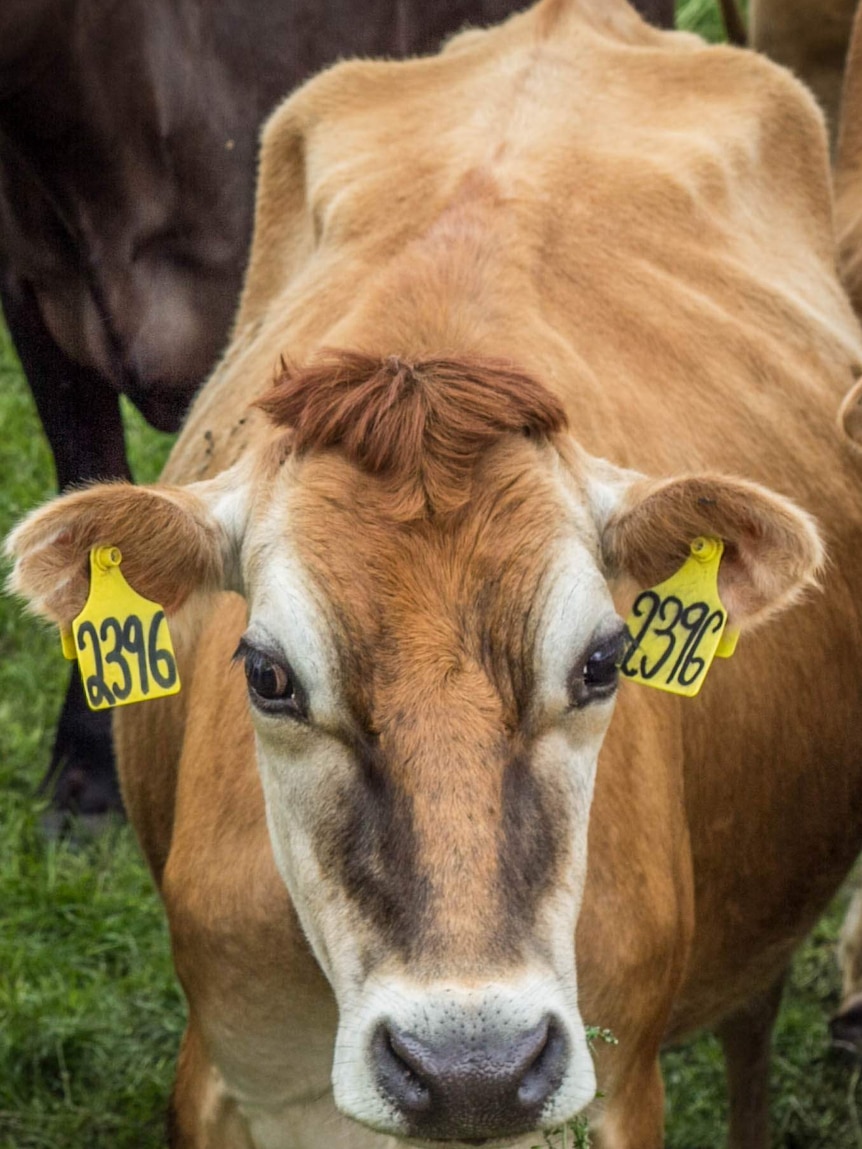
[332, 974, 597, 1136]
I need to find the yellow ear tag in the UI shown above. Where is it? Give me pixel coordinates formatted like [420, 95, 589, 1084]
[619, 536, 736, 698]
[67, 546, 181, 711]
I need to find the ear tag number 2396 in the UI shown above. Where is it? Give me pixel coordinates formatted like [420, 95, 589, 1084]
[62, 546, 181, 711]
[620, 537, 738, 698]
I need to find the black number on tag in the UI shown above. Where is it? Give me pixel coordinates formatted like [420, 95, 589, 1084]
[620, 590, 660, 679]
[621, 592, 726, 690]
[100, 616, 132, 700]
[76, 611, 177, 705]
[147, 611, 178, 689]
[676, 608, 724, 687]
[123, 615, 149, 694]
[78, 620, 115, 707]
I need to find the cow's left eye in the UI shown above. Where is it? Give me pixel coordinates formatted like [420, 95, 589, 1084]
[571, 628, 626, 707]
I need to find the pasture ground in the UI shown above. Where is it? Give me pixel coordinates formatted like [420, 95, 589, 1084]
[2, 3, 861, 1144]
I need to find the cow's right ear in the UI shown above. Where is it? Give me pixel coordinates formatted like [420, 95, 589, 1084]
[5, 470, 247, 628]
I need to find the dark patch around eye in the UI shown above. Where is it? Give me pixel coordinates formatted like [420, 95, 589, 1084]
[498, 751, 563, 936]
[313, 732, 431, 959]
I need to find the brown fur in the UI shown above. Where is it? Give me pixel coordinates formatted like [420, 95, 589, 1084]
[257, 352, 567, 518]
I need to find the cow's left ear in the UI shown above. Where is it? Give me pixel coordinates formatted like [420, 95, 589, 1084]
[5, 468, 248, 628]
[590, 463, 824, 629]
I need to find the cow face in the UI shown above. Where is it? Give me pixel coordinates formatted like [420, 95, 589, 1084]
[238, 445, 616, 1140]
[6, 354, 823, 1144]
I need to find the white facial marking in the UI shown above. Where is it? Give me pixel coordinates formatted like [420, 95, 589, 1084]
[241, 503, 360, 990]
[533, 536, 621, 721]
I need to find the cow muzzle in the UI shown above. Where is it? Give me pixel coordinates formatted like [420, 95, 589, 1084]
[372, 1013, 567, 1139]
[331, 976, 596, 1142]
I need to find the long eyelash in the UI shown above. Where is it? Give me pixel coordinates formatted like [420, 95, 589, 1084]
[231, 637, 252, 665]
[610, 628, 628, 665]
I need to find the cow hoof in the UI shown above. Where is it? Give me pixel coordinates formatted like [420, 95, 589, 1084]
[40, 808, 123, 842]
[829, 995, 862, 1058]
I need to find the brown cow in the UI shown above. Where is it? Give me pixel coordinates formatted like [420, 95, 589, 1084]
[8, 1, 862, 1146]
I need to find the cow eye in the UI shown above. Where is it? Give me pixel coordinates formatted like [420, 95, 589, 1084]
[571, 628, 626, 708]
[235, 641, 307, 719]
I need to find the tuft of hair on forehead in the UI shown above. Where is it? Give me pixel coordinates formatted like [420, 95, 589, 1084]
[256, 350, 568, 518]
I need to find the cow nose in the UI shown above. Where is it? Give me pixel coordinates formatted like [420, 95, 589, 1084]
[372, 1015, 568, 1138]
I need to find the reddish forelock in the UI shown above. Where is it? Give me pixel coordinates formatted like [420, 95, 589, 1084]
[256, 351, 567, 517]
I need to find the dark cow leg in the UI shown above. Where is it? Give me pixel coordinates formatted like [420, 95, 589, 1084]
[42, 671, 121, 817]
[0, 279, 130, 487]
[1, 277, 128, 819]
[630, 0, 675, 29]
[715, 973, 787, 1149]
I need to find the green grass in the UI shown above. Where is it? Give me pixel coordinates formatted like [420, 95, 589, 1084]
[676, 0, 729, 42]
[662, 900, 862, 1148]
[0, 3, 859, 1146]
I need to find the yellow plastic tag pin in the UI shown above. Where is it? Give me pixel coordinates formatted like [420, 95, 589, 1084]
[69, 546, 181, 711]
[619, 536, 734, 698]
[715, 625, 739, 659]
[60, 627, 77, 661]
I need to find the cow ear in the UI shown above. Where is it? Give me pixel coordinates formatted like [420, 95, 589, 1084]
[592, 464, 824, 629]
[5, 469, 247, 629]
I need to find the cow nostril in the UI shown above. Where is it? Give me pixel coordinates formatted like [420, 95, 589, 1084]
[517, 1017, 568, 1107]
[373, 1025, 433, 1114]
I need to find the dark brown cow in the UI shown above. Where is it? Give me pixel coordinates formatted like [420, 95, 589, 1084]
[750, 0, 858, 146]
[0, 0, 675, 821]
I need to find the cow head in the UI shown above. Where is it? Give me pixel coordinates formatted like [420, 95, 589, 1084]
[7, 352, 822, 1143]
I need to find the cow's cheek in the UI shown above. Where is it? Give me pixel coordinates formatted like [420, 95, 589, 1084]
[253, 727, 370, 997]
[521, 719, 610, 978]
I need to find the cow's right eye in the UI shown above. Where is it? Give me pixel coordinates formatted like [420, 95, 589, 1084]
[234, 640, 308, 719]
[247, 653, 294, 701]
